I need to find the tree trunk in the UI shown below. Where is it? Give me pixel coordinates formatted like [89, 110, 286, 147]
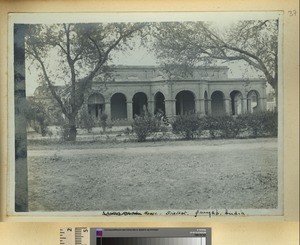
[67, 116, 77, 141]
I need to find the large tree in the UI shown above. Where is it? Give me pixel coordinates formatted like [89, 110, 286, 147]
[151, 20, 279, 97]
[26, 22, 146, 141]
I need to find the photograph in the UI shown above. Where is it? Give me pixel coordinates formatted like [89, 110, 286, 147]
[9, 12, 282, 215]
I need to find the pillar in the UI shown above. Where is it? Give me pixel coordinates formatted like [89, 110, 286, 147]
[148, 100, 155, 115]
[260, 83, 267, 111]
[207, 99, 212, 115]
[259, 97, 267, 111]
[224, 98, 231, 115]
[195, 99, 205, 116]
[105, 101, 111, 121]
[165, 99, 175, 118]
[199, 99, 205, 116]
[197, 83, 205, 116]
[127, 101, 133, 119]
[247, 97, 252, 113]
[242, 98, 248, 114]
[166, 82, 175, 118]
[195, 99, 201, 115]
[196, 88, 206, 116]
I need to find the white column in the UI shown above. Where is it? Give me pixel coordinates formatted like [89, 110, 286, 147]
[195, 98, 201, 115]
[199, 99, 205, 116]
[242, 98, 248, 114]
[148, 100, 155, 115]
[198, 83, 205, 116]
[259, 97, 267, 111]
[127, 101, 133, 120]
[224, 98, 231, 115]
[207, 99, 212, 115]
[165, 99, 176, 118]
[105, 101, 111, 121]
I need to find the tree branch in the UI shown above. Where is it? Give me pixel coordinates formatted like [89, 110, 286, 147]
[30, 47, 70, 118]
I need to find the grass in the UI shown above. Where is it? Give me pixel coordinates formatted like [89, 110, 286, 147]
[27, 138, 278, 212]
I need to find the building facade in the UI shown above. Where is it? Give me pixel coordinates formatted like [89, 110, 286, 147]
[30, 65, 267, 125]
[83, 65, 267, 122]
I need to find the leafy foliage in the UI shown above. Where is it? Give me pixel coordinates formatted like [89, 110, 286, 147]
[132, 112, 161, 142]
[26, 23, 147, 140]
[201, 112, 277, 139]
[78, 109, 95, 132]
[201, 116, 244, 139]
[172, 112, 277, 140]
[99, 113, 108, 133]
[151, 20, 279, 92]
[171, 114, 201, 139]
[199, 116, 220, 138]
[25, 98, 49, 136]
[239, 111, 278, 137]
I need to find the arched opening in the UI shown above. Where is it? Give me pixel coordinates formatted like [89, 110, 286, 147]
[211, 91, 225, 116]
[204, 91, 209, 115]
[175, 90, 195, 115]
[247, 90, 260, 113]
[132, 92, 148, 117]
[230, 90, 243, 115]
[88, 93, 105, 118]
[154, 92, 165, 116]
[111, 93, 127, 120]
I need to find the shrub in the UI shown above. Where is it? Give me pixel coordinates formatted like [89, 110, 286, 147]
[261, 111, 278, 137]
[25, 98, 49, 136]
[100, 113, 108, 132]
[160, 125, 169, 135]
[132, 112, 161, 142]
[217, 116, 244, 138]
[239, 111, 278, 137]
[200, 112, 277, 139]
[123, 127, 133, 135]
[240, 113, 262, 137]
[171, 114, 201, 139]
[200, 116, 220, 138]
[78, 110, 95, 132]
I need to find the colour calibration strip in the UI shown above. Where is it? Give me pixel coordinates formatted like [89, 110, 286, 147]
[60, 228, 211, 245]
[96, 237, 207, 245]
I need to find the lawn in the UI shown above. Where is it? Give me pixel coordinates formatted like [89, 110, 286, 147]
[27, 138, 278, 211]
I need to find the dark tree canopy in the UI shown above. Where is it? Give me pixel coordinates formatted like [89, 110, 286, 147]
[151, 20, 279, 92]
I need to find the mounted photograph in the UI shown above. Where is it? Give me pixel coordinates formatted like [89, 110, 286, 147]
[8, 12, 282, 216]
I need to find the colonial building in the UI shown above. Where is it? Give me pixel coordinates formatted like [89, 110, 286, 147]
[31, 65, 267, 124]
[84, 65, 267, 121]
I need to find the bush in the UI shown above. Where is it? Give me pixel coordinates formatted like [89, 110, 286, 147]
[171, 114, 201, 139]
[239, 111, 278, 137]
[123, 127, 133, 135]
[78, 110, 95, 132]
[25, 98, 49, 136]
[200, 112, 277, 139]
[100, 113, 108, 132]
[217, 116, 244, 138]
[260, 111, 278, 137]
[132, 112, 161, 142]
[200, 116, 220, 138]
